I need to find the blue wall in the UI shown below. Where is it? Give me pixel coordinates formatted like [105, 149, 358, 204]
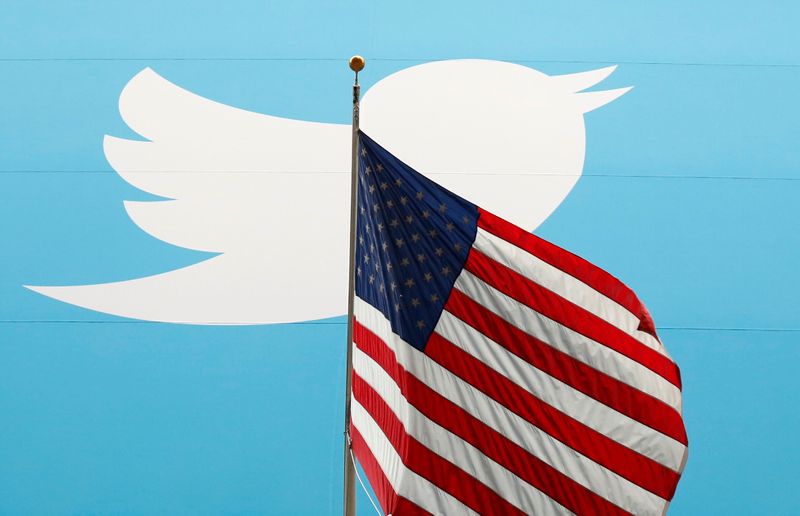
[1, 1, 798, 513]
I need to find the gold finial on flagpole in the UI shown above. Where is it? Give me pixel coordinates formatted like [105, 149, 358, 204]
[349, 55, 365, 73]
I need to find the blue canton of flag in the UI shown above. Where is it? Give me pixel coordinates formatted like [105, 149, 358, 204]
[355, 132, 478, 350]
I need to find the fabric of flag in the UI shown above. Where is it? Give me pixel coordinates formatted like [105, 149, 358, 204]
[350, 131, 688, 515]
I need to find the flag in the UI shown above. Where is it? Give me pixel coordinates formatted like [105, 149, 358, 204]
[349, 132, 687, 515]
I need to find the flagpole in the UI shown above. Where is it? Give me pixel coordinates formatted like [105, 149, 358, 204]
[343, 54, 365, 516]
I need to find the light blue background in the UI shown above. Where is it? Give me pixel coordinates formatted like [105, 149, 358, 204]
[1, 1, 798, 514]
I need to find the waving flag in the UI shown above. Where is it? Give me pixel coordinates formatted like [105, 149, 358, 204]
[350, 132, 687, 515]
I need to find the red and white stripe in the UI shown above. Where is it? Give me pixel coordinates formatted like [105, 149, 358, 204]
[351, 209, 687, 515]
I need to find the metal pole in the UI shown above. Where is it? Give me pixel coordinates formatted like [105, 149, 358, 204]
[343, 54, 365, 516]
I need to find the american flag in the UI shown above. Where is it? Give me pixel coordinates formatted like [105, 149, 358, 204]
[350, 132, 687, 515]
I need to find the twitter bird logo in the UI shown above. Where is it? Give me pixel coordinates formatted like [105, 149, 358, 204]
[26, 59, 630, 324]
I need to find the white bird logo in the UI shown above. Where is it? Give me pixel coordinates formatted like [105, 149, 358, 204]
[26, 60, 630, 324]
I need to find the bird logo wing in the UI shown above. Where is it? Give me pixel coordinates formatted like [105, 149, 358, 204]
[27, 68, 351, 324]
